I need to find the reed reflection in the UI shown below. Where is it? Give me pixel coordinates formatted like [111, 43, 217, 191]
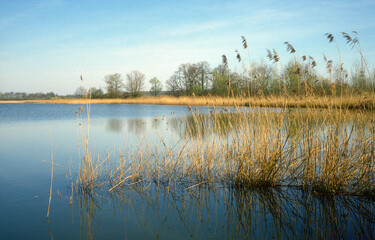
[74, 185, 375, 239]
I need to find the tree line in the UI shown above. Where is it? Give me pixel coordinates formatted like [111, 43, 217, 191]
[2, 60, 373, 100]
[0, 91, 57, 100]
[75, 70, 163, 99]
[165, 59, 374, 97]
[80, 48, 374, 99]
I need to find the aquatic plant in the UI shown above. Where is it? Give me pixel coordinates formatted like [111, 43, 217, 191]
[71, 100, 375, 198]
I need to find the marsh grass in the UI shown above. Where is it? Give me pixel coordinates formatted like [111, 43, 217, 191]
[72, 98, 375, 198]
[5, 94, 374, 110]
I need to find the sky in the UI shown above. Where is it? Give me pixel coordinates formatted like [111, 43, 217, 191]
[0, 0, 374, 95]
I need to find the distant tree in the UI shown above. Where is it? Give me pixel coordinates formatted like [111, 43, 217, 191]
[45, 92, 56, 99]
[166, 74, 183, 96]
[165, 62, 212, 96]
[104, 73, 124, 98]
[125, 70, 145, 97]
[0, 91, 57, 100]
[211, 64, 230, 96]
[89, 87, 104, 98]
[149, 77, 163, 96]
[196, 61, 212, 94]
[250, 61, 275, 96]
[74, 86, 86, 98]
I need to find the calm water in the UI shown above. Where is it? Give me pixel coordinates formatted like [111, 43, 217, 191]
[0, 103, 374, 239]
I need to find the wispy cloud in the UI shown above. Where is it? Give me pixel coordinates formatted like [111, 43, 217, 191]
[0, 0, 62, 28]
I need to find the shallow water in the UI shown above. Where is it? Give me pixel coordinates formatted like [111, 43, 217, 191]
[0, 103, 374, 239]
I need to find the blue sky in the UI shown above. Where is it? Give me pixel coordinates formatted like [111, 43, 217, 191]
[0, 0, 374, 94]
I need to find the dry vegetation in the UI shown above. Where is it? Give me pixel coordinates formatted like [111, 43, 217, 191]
[72, 99, 375, 198]
[2, 94, 375, 110]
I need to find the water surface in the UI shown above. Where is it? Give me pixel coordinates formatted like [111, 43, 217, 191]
[0, 103, 374, 239]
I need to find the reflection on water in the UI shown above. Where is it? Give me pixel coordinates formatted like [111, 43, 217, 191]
[73, 185, 375, 240]
[106, 118, 163, 135]
[106, 118, 148, 135]
[1, 103, 375, 239]
[101, 109, 369, 141]
[166, 110, 374, 140]
[106, 119, 124, 133]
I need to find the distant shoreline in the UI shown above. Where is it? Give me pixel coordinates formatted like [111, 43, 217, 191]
[0, 95, 374, 110]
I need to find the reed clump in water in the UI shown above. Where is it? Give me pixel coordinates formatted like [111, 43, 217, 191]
[73, 99, 375, 198]
[74, 80, 108, 194]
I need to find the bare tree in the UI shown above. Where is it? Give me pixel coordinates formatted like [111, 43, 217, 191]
[149, 77, 163, 96]
[166, 62, 211, 96]
[74, 86, 86, 98]
[196, 61, 212, 93]
[166, 74, 183, 96]
[125, 70, 145, 97]
[104, 73, 124, 98]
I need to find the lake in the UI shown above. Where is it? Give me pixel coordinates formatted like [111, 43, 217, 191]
[0, 103, 374, 239]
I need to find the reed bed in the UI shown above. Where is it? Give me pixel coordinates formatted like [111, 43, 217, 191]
[3, 94, 375, 109]
[72, 100, 375, 198]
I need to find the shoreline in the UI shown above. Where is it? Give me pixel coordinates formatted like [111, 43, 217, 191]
[0, 95, 374, 109]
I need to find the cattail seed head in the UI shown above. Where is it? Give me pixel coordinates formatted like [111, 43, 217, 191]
[284, 41, 296, 54]
[222, 55, 228, 67]
[325, 33, 335, 43]
[241, 36, 248, 49]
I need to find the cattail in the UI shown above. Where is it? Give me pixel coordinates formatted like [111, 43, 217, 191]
[327, 60, 333, 73]
[323, 54, 332, 73]
[309, 56, 317, 68]
[273, 49, 280, 62]
[241, 36, 248, 49]
[325, 33, 335, 43]
[301, 55, 306, 61]
[311, 61, 317, 68]
[266, 49, 273, 61]
[222, 55, 228, 67]
[284, 41, 296, 53]
[342, 32, 358, 48]
[342, 32, 352, 43]
[266, 49, 280, 63]
[80, 75, 83, 81]
[235, 49, 241, 62]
